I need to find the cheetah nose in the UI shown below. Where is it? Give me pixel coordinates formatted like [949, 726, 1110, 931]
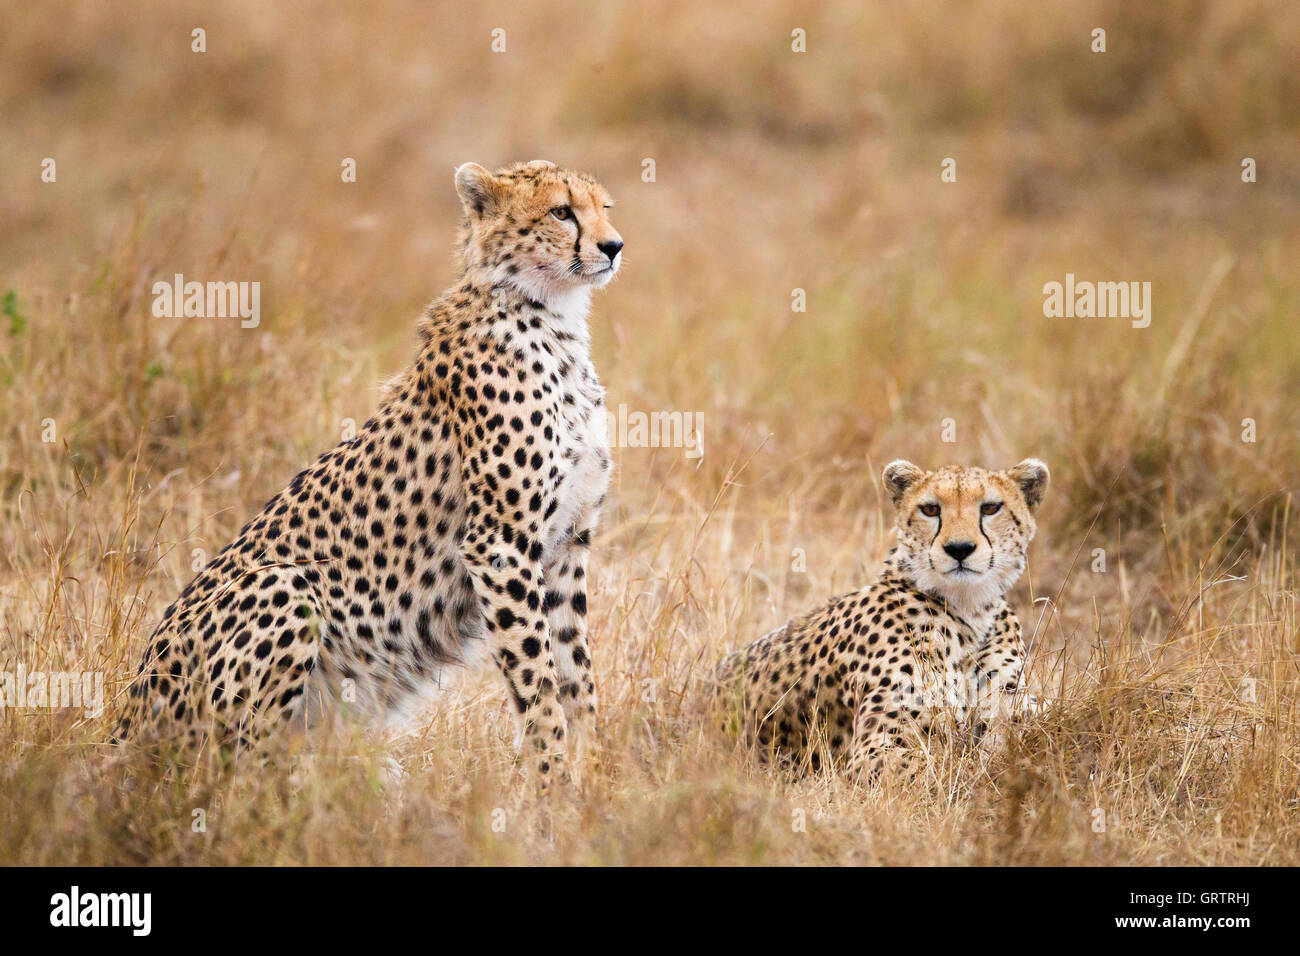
[943, 541, 976, 562]
[597, 240, 624, 262]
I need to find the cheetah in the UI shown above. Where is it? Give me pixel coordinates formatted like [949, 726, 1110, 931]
[715, 458, 1050, 780]
[113, 160, 624, 778]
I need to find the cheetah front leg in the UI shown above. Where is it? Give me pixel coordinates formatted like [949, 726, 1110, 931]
[460, 528, 568, 779]
[969, 608, 1037, 739]
[544, 518, 598, 758]
[456, 413, 569, 783]
[845, 701, 920, 785]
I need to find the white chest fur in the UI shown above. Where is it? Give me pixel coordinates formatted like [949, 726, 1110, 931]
[493, 286, 611, 562]
[543, 360, 610, 560]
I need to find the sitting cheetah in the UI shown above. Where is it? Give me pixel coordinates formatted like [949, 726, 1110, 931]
[715, 458, 1049, 780]
[113, 160, 624, 778]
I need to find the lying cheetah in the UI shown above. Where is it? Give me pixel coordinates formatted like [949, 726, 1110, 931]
[716, 458, 1049, 780]
[113, 160, 624, 778]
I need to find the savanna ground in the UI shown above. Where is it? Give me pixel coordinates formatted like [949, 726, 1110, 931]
[2, 1, 1299, 865]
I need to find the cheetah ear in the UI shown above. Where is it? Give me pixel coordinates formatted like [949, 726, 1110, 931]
[454, 162, 503, 217]
[1006, 458, 1050, 509]
[882, 460, 925, 507]
[524, 159, 556, 170]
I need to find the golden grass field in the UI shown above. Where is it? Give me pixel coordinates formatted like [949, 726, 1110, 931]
[2, 0, 1299, 865]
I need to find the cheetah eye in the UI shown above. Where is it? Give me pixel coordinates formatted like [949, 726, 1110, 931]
[919, 503, 940, 518]
[981, 502, 1003, 516]
[550, 206, 572, 221]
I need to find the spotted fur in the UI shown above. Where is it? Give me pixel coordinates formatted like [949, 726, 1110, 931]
[716, 459, 1049, 780]
[113, 160, 624, 778]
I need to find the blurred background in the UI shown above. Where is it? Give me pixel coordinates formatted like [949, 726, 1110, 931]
[1, 0, 1298, 864]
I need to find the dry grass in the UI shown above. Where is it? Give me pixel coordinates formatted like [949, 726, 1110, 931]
[2, 0, 1299, 865]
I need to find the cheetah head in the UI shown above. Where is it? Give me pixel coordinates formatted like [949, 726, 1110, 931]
[454, 160, 623, 305]
[882, 459, 1050, 615]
